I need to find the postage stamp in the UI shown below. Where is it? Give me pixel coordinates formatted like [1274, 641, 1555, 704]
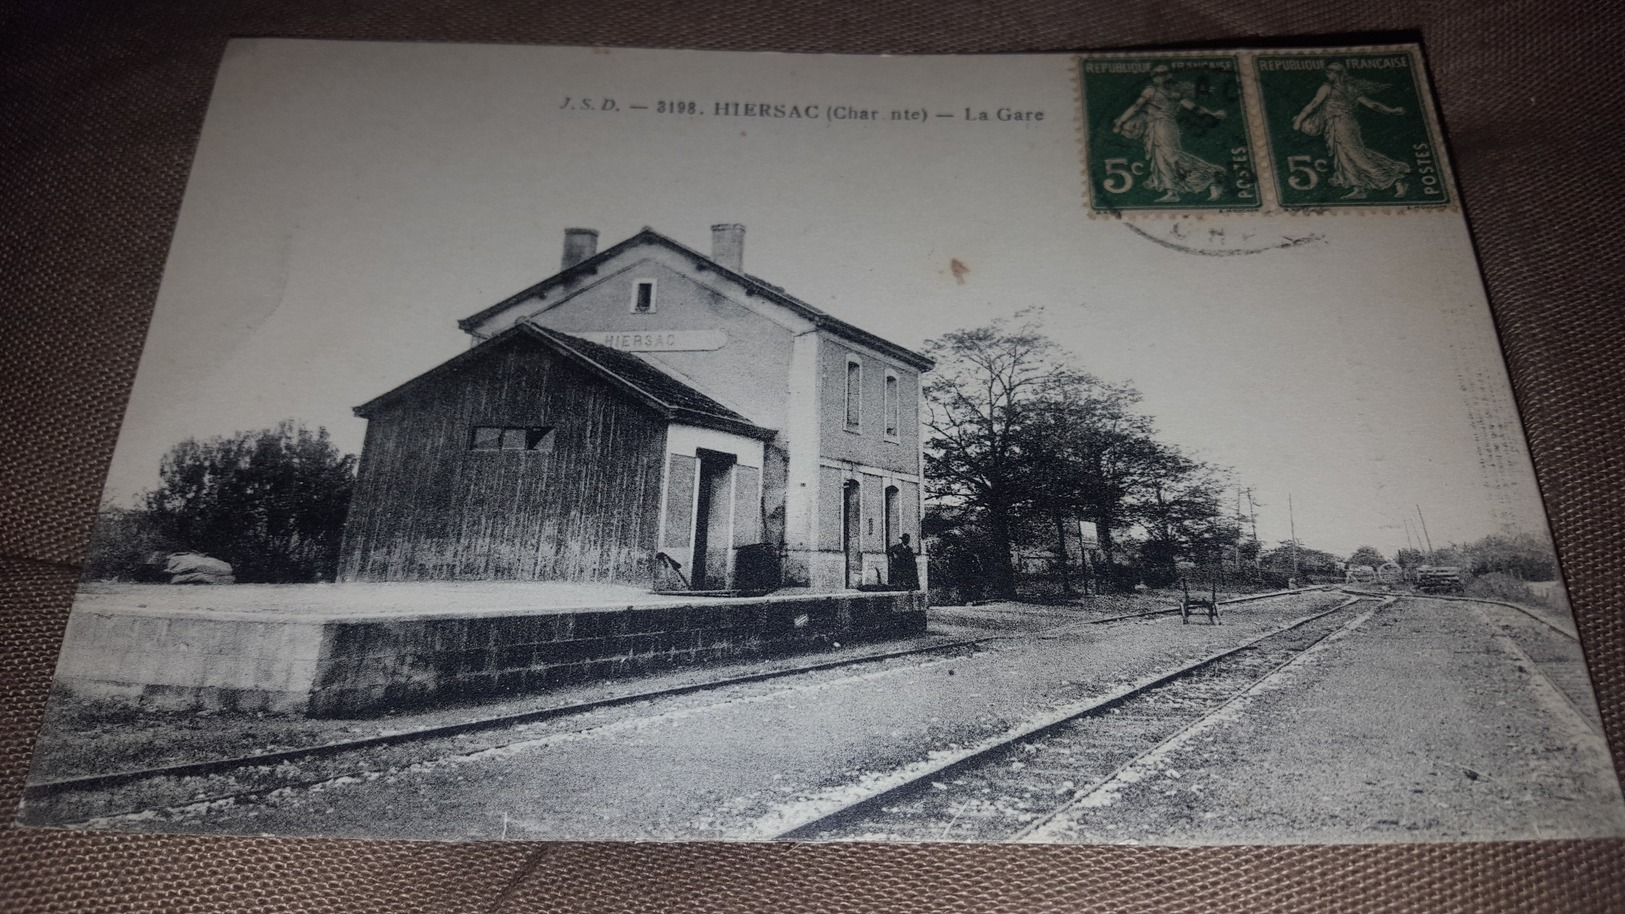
[1077, 55, 1261, 214]
[1254, 50, 1450, 209]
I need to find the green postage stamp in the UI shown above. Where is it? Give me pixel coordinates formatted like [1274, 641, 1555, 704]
[1254, 51, 1449, 209]
[1077, 56, 1261, 213]
[1077, 47, 1451, 213]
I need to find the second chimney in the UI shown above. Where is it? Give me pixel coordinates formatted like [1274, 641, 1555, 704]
[711, 223, 745, 273]
[561, 228, 599, 271]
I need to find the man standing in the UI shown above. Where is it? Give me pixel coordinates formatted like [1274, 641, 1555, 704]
[887, 533, 920, 591]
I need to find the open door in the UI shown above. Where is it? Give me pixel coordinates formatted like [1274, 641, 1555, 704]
[690, 449, 736, 590]
[842, 478, 862, 589]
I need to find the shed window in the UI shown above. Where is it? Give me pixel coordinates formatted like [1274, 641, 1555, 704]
[845, 357, 862, 430]
[884, 371, 899, 438]
[632, 280, 655, 313]
[472, 426, 503, 450]
[472, 426, 555, 451]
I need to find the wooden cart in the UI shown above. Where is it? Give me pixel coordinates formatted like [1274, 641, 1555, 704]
[1180, 578, 1220, 625]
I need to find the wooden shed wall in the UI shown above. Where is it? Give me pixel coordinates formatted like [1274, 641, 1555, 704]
[339, 338, 668, 583]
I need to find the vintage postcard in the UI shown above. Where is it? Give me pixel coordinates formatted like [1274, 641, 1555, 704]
[18, 40, 1622, 845]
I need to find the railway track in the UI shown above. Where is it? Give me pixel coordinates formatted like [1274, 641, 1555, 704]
[22, 634, 995, 824]
[25, 588, 1335, 828]
[1402, 591, 1578, 641]
[1419, 591, 1601, 735]
[1063, 585, 1334, 628]
[1339, 586, 1576, 640]
[772, 594, 1375, 842]
[1348, 587, 1602, 744]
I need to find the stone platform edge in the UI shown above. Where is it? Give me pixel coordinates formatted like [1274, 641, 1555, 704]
[52, 590, 929, 717]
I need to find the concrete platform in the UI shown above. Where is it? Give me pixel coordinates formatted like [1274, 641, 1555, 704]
[52, 583, 928, 717]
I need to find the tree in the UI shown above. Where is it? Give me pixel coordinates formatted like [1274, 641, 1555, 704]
[1392, 533, 1554, 579]
[1021, 377, 1243, 589]
[923, 312, 1096, 598]
[1135, 450, 1238, 574]
[146, 421, 356, 582]
[1348, 545, 1387, 568]
[1021, 382, 1154, 567]
[1395, 547, 1426, 569]
[1261, 540, 1340, 579]
[923, 311, 1242, 596]
[1454, 532, 1557, 580]
[1236, 536, 1262, 575]
[922, 505, 1003, 603]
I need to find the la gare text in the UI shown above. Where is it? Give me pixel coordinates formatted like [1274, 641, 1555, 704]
[560, 97, 1045, 124]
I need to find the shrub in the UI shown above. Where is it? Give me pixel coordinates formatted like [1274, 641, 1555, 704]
[145, 422, 356, 582]
[1462, 571, 1538, 605]
[80, 505, 174, 582]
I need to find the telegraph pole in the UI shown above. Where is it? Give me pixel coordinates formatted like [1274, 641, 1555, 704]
[1415, 504, 1434, 556]
[1246, 488, 1261, 580]
[1289, 493, 1299, 580]
[1233, 487, 1244, 573]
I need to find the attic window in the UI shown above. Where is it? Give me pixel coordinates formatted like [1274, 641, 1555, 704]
[471, 426, 555, 452]
[632, 280, 656, 313]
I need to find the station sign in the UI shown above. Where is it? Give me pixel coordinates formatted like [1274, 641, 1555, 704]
[589, 330, 727, 351]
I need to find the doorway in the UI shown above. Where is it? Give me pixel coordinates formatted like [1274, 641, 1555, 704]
[690, 450, 737, 590]
[842, 479, 862, 588]
[884, 486, 900, 546]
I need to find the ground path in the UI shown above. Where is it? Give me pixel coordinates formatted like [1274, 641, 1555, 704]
[40, 592, 1625, 844]
[1029, 597, 1624, 844]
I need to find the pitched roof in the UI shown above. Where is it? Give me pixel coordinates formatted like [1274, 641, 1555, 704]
[354, 323, 777, 440]
[458, 227, 934, 371]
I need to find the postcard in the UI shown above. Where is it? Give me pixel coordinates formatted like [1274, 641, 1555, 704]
[18, 39, 1623, 845]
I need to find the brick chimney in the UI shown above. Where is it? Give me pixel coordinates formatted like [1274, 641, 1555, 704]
[711, 223, 745, 273]
[561, 228, 598, 271]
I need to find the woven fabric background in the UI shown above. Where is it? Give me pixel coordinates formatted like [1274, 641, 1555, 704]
[3, 1, 1622, 910]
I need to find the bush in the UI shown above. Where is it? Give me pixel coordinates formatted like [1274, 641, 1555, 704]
[145, 422, 356, 583]
[928, 539, 996, 605]
[1462, 571, 1538, 605]
[80, 505, 173, 582]
[1093, 562, 1141, 595]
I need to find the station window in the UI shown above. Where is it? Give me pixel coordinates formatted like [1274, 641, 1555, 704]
[884, 371, 899, 438]
[632, 280, 656, 313]
[471, 426, 555, 452]
[845, 357, 862, 430]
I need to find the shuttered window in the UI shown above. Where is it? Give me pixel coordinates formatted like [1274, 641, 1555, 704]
[884, 371, 899, 438]
[845, 357, 862, 430]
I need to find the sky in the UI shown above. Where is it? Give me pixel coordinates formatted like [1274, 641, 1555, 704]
[101, 39, 1553, 559]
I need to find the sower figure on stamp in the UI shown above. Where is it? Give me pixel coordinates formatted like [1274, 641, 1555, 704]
[1293, 61, 1410, 200]
[1112, 65, 1228, 203]
[887, 533, 920, 591]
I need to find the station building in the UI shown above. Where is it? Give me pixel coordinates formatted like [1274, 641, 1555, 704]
[339, 225, 934, 592]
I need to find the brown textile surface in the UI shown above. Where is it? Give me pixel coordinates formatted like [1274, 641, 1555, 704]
[3, 0, 1623, 910]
